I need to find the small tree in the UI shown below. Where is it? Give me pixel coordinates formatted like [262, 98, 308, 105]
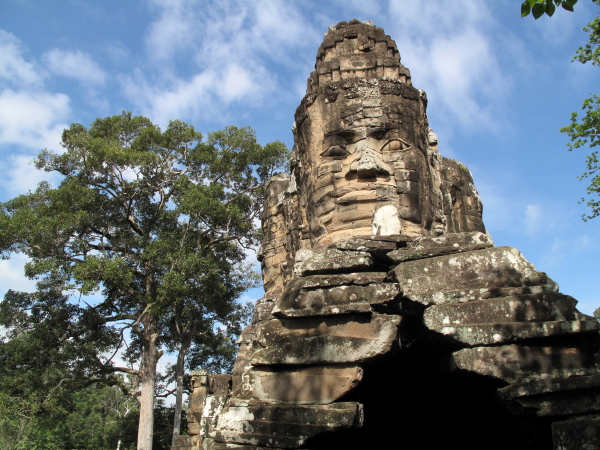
[0, 112, 288, 449]
[560, 0, 600, 220]
[160, 270, 255, 446]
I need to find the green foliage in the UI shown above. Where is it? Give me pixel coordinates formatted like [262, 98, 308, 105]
[560, 1, 600, 220]
[573, 13, 600, 66]
[0, 383, 139, 450]
[521, 0, 578, 19]
[0, 111, 289, 447]
[561, 95, 600, 220]
[0, 289, 120, 419]
[186, 304, 253, 375]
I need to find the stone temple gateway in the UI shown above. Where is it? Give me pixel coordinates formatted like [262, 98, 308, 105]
[173, 20, 600, 450]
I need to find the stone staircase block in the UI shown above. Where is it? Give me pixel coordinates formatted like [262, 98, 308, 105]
[453, 344, 600, 384]
[435, 320, 598, 346]
[273, 282, 400, 318]
[211, 402, 362, 449]
[391, 246, 551, 296]
[236, 365, 363, 405]
[251, 314, 401, 365]
[424, 293, 578, 328]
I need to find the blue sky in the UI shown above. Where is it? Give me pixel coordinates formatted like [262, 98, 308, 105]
[1, 0, 599, 315]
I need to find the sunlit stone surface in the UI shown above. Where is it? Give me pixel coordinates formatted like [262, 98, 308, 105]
[173, 20, 600, 450]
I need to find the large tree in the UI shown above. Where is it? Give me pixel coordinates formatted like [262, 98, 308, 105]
[0, 112, 288, 450]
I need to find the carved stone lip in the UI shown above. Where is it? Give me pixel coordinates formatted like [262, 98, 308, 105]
[336, 184, 395, 204]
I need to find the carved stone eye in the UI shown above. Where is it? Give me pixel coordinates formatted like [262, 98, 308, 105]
[383, 140, 402, 151]
[381, 139, 409, 152]
[321, 145, 348, 159]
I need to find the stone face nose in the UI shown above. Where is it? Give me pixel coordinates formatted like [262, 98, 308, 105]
[355, 148, 388, 178]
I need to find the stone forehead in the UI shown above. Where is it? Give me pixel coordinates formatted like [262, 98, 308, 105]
[295, 20, 417, 130]
[316, 20, 399, 65]
[294, 79, 421, 131]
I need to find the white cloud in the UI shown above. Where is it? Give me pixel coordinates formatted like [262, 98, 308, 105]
[0, 153, 63, 198]
[0, 31, 71, 155]
[329, 0, 381, 16]
[42, 48, 107, 85]
[387, 0, 511, 135]
[145, 0, 198, 62]
[124, 0, 311, 124]
[540, 232, 600, 269]
[0, 254, 37, 296]
[0, 88, 69, 150]
[122, 69, 218, 125]
[0, 29, 45, 86]
[104, 41, 130, 63]
[525, 203, 542, 236]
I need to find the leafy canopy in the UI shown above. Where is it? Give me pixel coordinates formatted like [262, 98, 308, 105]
[0, 112, 287, 316]
[521, 0, 578, 19]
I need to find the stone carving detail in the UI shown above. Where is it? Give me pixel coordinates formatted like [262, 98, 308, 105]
[174, 20, 600, 450]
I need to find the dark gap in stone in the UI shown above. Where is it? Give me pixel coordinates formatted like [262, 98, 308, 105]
[302, 312, 554, 449]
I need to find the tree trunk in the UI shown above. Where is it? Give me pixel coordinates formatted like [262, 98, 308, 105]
[171, 342, 188, 446]
[137, 313, 160, 450]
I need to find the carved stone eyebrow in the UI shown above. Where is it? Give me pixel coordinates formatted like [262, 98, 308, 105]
[320, 145, 348, 158]
[322, 134, 347, 147]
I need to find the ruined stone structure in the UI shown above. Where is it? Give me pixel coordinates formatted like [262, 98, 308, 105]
[173, 20, 600, 450]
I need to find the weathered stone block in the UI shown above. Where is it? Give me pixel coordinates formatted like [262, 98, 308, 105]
[551, 418, 600, 449]
[498, 374, 600, 400]
[391, 246, 551, 297]
[424, 293, 579, 328]
[192, 369, 210, 388]
[210, 374, 232, 395]
[453, 344, 600, 383]
[211, 402, 362, 449]
[296, 248, 374, 276]
[237, 365, 363, 404]
[172, 435, 194, 450]
[387, 243, 491, 263]
[435, 320, 599, 346]
[281, 272, 388, 290]
[411, 231, 492, 249]
[189, 386, 208, 422]
[251, 297, 278, 324]
[251, 314, 401, 365]
[272, 282, 400, 318]
[508, 386, 600, 417]
[335, 237, 397, 253]
[200, 394, 230, 437]
[407, 284, 559, 307]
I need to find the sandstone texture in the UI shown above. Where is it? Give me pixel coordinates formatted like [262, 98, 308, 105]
[210, 402, 362, 448]
[174, 19, 600, 450]
[236, 365, 363, 405]
[251, 314, 401, 365]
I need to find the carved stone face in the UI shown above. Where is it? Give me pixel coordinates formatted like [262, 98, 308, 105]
[295, 83, 429, 244]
